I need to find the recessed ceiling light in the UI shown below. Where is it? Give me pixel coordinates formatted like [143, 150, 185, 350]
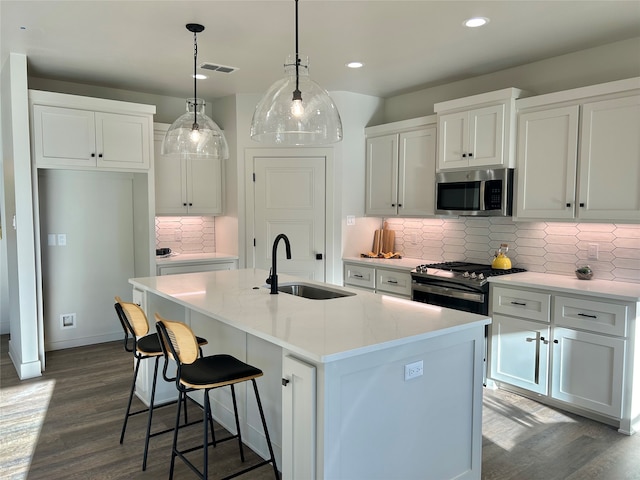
[464, 17, 489, 28]
[193, 74, 208, 80]
[346, 61, 364, 69]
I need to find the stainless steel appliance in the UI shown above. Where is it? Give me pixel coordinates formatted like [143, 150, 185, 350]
[411, 261, 526, 315]
[435, 168, 514, 216]
[411, 261, 526, 384]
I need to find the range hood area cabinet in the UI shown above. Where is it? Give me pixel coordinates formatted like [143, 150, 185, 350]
[154, 123, 223, 216]
[514, 77, 640, 223]
[30, 90, 152, 171]
[365, 116, 437, 217]
[434, 88, 525, 171]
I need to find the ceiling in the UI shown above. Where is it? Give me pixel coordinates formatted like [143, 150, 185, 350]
[2, 1, 639, 101]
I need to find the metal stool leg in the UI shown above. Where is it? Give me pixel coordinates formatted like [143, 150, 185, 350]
[120, 355, 142, 444]
[230, 384, 245, 462]
[168, 391, 183, 480]
[252, 379, 280, 480]
[142, 356, 160, 470]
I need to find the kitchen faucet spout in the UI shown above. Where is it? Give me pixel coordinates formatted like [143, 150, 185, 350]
[270, 234, 292, 294]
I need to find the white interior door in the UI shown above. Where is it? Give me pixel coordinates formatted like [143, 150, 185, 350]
[254, 156, 325, 281]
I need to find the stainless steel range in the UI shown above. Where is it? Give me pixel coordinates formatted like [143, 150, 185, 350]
[411, 261, 527, 315]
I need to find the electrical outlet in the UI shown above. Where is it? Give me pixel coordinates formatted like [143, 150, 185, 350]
[404, 360, 423, 381]
[60, 313, 76, 328]
[346, 215, 356, 226]
[588, 243, 599, 260]
[174, 229, 182, 241]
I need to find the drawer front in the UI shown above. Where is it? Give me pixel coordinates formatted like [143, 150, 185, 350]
[376, 269, 411, 297]
[343, 264, 375, 289]
[158, 261, 238, 276]
[554, 296, 628, 337]
[492, 286, 551, 322]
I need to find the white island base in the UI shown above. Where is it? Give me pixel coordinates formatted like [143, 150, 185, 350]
[130, 269, 488, 480]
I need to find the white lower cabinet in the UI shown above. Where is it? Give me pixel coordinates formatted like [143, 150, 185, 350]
[281, 355, 316, 480]
[343, 261, 411, 299]
[489, 284, 638, 433]
[490, 314, 550, 395]
[551, 327, 625, 418]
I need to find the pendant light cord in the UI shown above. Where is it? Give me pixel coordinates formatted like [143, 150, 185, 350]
[293, 0, 301, 100]
[193, 29, 198, 129]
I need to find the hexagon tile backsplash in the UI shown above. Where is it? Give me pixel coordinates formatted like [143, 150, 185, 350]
[155, 216, 216, 254]
[384, 217, 640, 284]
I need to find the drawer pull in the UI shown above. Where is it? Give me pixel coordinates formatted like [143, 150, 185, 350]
[353, 274, 364, 279]
[387, 279, 398, 284]
[578, 313, 597, 319]
[511, 301, 527, 306]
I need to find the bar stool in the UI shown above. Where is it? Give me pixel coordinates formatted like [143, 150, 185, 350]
[114, 296, 207, 470]
[155, 314, 279, 480]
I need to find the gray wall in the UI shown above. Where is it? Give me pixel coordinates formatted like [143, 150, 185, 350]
[383, 37, 640, 123]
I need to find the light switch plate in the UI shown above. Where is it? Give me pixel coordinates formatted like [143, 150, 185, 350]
[57, 234, 66, 246]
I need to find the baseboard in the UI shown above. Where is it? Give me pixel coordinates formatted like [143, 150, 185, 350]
[45, 332, 122, 351]
[8, 338, 43, 379]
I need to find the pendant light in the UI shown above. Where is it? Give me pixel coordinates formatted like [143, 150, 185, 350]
[162, 23, 229, 159]
[250, 0, 343, 145]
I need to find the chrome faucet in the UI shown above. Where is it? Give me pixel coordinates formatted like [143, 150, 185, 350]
[268, 234, 292, 294]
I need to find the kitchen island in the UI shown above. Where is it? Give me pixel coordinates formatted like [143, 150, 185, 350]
[130, 268, 490, 480]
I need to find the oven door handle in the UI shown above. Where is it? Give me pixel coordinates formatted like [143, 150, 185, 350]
[412, 283, 485, 303]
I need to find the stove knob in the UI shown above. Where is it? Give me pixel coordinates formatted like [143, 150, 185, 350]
[462, 271, 470, 278]
[470, 272, 477, 279]
[478, 273, 485, 280]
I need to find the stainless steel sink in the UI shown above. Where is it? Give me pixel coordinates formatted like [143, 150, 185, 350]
[276, 282, 356, 300]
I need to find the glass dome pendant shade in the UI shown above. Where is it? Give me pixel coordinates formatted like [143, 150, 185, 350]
[250, 0, 343, 145]
[162, 24, 229, 159]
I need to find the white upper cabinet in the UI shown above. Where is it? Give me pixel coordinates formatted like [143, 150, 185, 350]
[515, 78, 640, 222]
[435, 88, 524, 171]
[154, 124, 223, 216]
[365, 116, 437, 217]
[30, 90, 153, 171]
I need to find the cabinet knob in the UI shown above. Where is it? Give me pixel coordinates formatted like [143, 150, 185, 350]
[91, 153, 96, 158]
[554, 339, 559, 344]
[566, 203, 571, 207]
[282, 378, 290, 387]
[540, 337, 549, 344]
[398, 204, 403, 207]
[462, 153, 467, 158]
[183, 203, 188, 206]
[468, 152, 473, 157]
[579, 203, 585, 207]
[391, 203, 396, 207]
[98, 153, 103, 158]
[188, 203, 193, 206]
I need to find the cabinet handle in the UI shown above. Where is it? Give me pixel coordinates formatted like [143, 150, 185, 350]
[566, 203, 571, 207]
[534, 334, 541, 385]
[554, 339, 559, 344]
[540, 336, 549, 345]
[91, 153, 96, 158]
[579, 203, 585, 207]
[386, 279, 398, 284]
[468, 152, 473, 157]
[525, 337, 536, 342]
[510, 301, 527, 306]
[578, 313, 597, 319]
[98, 153, 103, 158]
[281, 378, 290, 387]
[353, 274, 363, 278]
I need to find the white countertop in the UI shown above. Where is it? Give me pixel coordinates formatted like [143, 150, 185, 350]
[489, 272, 640, 302]
[155, 252, 238, 266]
[342, 256, 428, 271]
[130, 269, 490, 363]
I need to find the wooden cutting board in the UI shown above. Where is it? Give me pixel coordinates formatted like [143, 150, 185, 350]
[382, 222, 395, 253]
[372, 229, 382, 255]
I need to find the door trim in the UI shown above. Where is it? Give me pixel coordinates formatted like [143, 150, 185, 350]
[244, 148, 335, 282]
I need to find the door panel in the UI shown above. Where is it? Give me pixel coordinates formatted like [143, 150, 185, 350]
[254, 157, 325, 281]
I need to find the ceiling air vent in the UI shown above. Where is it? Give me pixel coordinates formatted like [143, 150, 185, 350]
[200, 62, 238, 74]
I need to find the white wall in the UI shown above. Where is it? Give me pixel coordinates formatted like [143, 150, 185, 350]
[384, 37, 640, 123]
[1, 53, 42, 378]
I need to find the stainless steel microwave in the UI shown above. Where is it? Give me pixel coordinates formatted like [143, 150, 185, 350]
[435, 168, 514, 216]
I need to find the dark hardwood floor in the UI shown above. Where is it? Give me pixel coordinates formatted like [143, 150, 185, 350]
[1, 334, 639, 479]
